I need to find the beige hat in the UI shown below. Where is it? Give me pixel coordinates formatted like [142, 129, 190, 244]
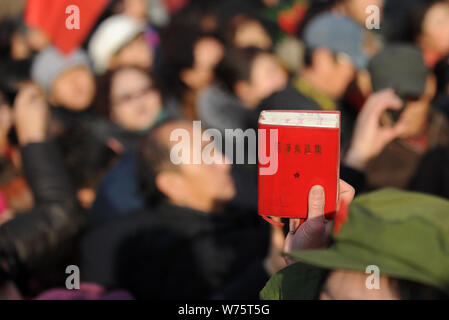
[88, 14, 144, 74]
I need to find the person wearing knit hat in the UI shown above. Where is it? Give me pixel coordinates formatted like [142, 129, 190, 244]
[31, 46, 95, 113]
[261, 188, 449, 300]
[88, 14, 153, 75]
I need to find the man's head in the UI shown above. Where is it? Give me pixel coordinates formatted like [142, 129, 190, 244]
[215, 47, 288, 108]
[300, 13, 368, 99]
[369, 44, 435, 138]
[31, 46, 95, 111]
[138, 120, 235, 212]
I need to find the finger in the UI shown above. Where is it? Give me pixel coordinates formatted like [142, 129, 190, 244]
[289, 219, 301, 234]
[369, 93, 403, 119]
[14, 86, 37, 108]
[339, 179, 355, 198]
[19, 84, 41, 99]
[366, 89, 400, 109]
[392, 120, 409, 137]
[378, 121, 408, 146]
[336, 180, 354, 212]
[271, 224, 285, 250]
[271, 216, 282, 224]
[284, 255, 295, 266]
[339, 179, 354, 194]
[363, 89, 394, 110]
[378, 128, 399, 145]
[339, 179, 355, 207]
[308, 185, 325, 221]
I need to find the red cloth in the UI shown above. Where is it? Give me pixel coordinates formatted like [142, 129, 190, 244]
[24, 0, 108, 55]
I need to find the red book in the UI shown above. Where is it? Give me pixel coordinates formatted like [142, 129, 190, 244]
[258, 110, 340, 223]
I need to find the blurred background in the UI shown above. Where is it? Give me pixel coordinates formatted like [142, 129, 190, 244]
[0, 0, 449, 300]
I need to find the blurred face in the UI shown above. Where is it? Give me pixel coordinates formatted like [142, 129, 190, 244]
[342, 0, 384, 25]
[123, 0, 148, 22]
[419, 2, 449, 57]
[178, 151, 236, 210]
[110, 68, 162, 131]
[250, 53, 288, 100]
[320, 270, 399, 300]
[312, 49, 356, 99]
[159, 124, 236, 212]
[110, 34, 153, 71]
[234, 20, 273, 50]
[181, 37, 224, 91]
[51, 66, 96, 111]
[11, 31, 31, 60]
[237, 53, 288, 108]
[25, 27, 50, 52]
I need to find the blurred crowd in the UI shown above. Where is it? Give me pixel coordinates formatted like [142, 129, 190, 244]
[1, 0, 449, 300]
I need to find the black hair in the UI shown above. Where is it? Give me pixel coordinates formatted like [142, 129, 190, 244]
[136, 120, 180, 208]
[434, 55, 449, 97]
[159, 29, 198, 99]
[0, 58, 32, 105]
[0, 17, 22, 59]
[158, 7, 221, 99]
[0, 18, 31, 105]
[302, 46, 339, 68]
[384, 0, 446, 43]
[214, 46, 267, 94]
[303, 47, 315, 68]
[56, 122, 118, 190]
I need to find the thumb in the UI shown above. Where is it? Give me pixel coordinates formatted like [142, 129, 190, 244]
[308, 185, 325, 221]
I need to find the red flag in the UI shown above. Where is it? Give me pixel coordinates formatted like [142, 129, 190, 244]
[24, 0, 108, 55]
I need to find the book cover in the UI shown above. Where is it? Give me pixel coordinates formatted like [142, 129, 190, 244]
[258, 110, 340, 222]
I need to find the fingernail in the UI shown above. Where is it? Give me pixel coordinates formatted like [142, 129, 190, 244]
[311, 185, 324, 197]
[290, 219, 300, 232]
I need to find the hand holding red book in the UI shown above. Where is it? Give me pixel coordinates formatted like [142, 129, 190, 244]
[258, 110, 341, 225]
[283, 180, 355, 266]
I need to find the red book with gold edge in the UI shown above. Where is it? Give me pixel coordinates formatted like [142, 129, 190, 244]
[258, 110, 340, 224]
